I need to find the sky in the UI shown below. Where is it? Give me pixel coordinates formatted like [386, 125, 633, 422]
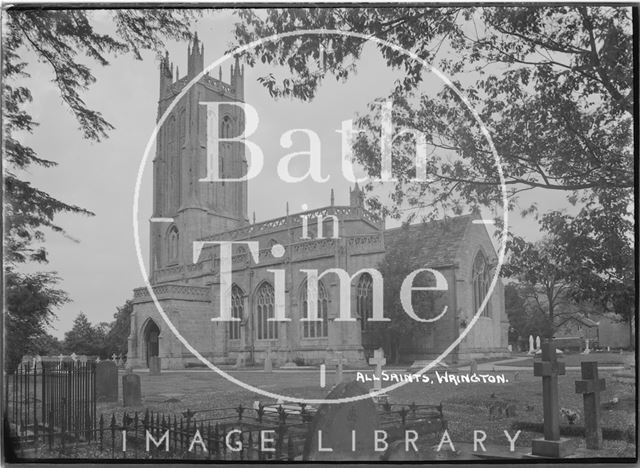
[13, 10, 577, 338]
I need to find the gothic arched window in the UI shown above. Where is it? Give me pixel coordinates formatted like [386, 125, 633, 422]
[229, 285, 244, 340]
[167, 226, 179, 263]
[356, 273, 373, 331]
[301, 281, 329, 338]
[472, 251, 492, 317]
[256, 282, 277, 340]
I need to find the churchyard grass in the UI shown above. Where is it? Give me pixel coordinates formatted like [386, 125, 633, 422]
[96, 360, 634, 454]
[499, 352, 630, 368]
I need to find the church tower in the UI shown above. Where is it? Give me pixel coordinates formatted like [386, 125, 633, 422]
[150, 34, 248, 274]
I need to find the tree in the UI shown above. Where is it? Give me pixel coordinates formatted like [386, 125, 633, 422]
[4, 9, 195, 362]
[63, 312, 103, 357]
[103, 300, 133, 357]
[504, 284, 525, 340]
[233, 7, 632, 209]
[541, 189, 635, 347]
[232, 8, 633, 316]
[371, 223, 447, 363]
[5, 271, 68, 371]
[31, 333, 64, 357]
[503, 236, 575, 337]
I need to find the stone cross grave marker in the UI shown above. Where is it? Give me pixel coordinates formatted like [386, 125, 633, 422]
[264, 346, 273, 373]
[582, 339, 591, 355]
[532, 340, 571, 458]
[575, 361, 606, 449]
[536, 336, 541, 351]
[369, 348, 386, 392]
[123, 372, 142, 407]
[528, 335, 535, 354]
[96, 361, 118, 402]
[328, 352, 347, 385]
[303, 381, 380, 461]
[149, 356, 161, 376]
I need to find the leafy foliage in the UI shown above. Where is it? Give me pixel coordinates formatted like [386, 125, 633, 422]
[4, 9, 195, 264]
[61, 300, 132, 358]
[63, 312, 104, 356]
[233, 7, 632, 211]
[5, 270, 68, 371]
[3, 9, 194, 364]
[103, 300, 133, 356]
[232, 7, 634, 330]
[370, 223, 446, 362]
[501, 236, 574, 336]
[540, 190, 634, 322]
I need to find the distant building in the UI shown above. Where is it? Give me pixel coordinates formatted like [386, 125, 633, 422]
[554, 315, 598, 350]
[127, 36, 508, 369]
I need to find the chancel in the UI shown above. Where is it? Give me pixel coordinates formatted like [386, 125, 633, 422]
[127, 36, 509, 369]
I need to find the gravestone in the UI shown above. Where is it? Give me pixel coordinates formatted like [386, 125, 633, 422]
[528, 336, 535, 354]
[582, 339, 591, 355]
[149, 356, 161, 376]
[21, 354, 34, 363]
[303, 381, 380, 461]
[235, 354, 245, 368]
[123, 371, 142, 407]
[96, 361, 118, 402]
[470, 360, 478, 374]
[264, 348, 273, 373]
[575, 361, 605, 449]
[369, 348, 387, 403]
[531, 340, 571, 458]
[535, 336, 541, 351]
[329, 352, 347, 385]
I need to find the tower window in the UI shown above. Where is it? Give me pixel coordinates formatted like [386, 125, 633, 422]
[221, 116, 232, 138]
[168, 226, 179, 262]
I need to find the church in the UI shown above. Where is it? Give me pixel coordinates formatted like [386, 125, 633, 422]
[127, 36, 508, 369]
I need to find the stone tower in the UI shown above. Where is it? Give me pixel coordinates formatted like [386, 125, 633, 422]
[150, 34, 248, 274]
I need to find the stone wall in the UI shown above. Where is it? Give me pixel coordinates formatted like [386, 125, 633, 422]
[454, 218, 509, 360]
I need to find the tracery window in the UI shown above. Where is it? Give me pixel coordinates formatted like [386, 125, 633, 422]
[356, 273, 373, 331]
[229, 285, 244, 340]
[301, 281, 329, 338]
[472, 251, 492, 317]
[256, 282, 277, 340]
